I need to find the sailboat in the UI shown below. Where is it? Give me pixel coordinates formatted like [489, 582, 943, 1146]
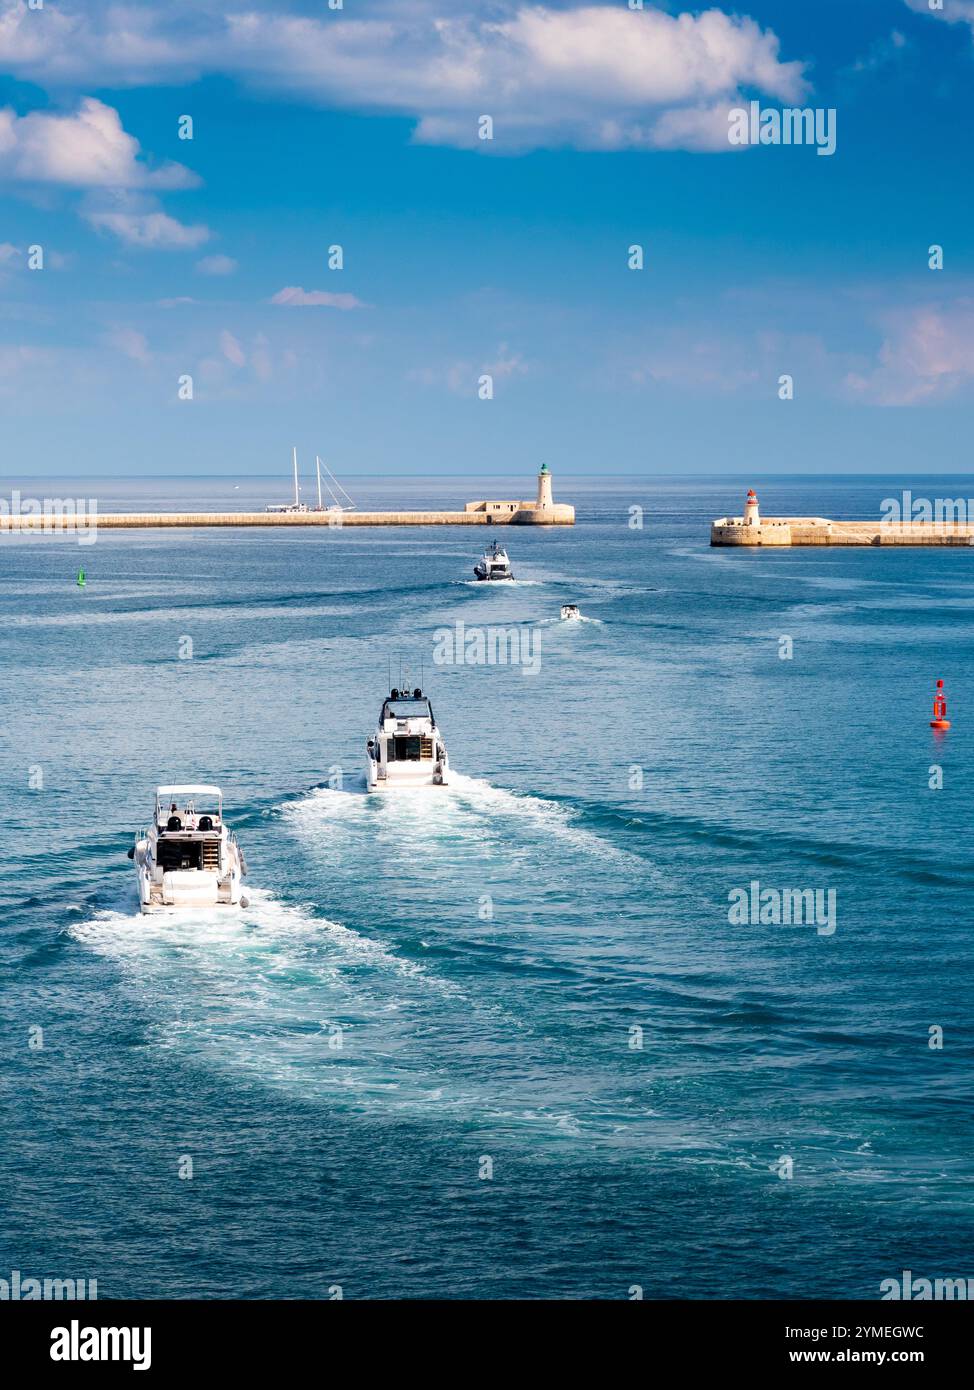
[314, 455, 355, 513]
[266, 447, 309, 513]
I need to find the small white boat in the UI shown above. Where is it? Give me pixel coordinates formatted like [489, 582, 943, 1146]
[560, 604, 582, 621]
[366, 688, 449, 790]
[474, 540, 513, 581]
[129, 785, 248, 913]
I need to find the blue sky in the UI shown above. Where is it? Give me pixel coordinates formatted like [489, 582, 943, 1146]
[2, 0, 974, 477]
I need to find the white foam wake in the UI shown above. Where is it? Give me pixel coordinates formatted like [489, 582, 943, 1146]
[68, 888, 461, 1104]
[285, 773, 641, 873]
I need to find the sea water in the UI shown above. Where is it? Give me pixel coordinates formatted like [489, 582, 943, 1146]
[1, 475, 971, 1299]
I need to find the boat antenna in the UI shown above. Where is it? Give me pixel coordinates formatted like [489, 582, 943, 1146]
[292, 446, 300, 507]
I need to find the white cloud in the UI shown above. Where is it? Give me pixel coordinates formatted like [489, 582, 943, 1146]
[104, 325, 150, 363]
[196, 254, 237, 275]
[0, 241, 19, 262]
[219, 329, 246, 366]
[639, 101, 746, 153]
[0, 97, 196, 188]
[195, 329, 297, 392]
[844, 304, 974, 405]
[0, 2, 809, 153]
[483, 343, 527, 379]
[849, 29, 908, 76]
[0, 343, 58, 385]
[251, 333, 274, 382]
[407, 343, 528, 394]
[270, 286, 365, 308]
[904, 0, 974, 24]
[85, 208, 211, 249]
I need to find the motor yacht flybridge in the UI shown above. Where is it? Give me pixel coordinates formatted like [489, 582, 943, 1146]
[129, 785, 248, 912]
[474, 540, 513, 581]
[366, 688, 450, 790]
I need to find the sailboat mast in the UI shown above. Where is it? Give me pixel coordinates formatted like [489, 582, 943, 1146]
[316, 456, 323, 511]
[292, 446, 299, 507]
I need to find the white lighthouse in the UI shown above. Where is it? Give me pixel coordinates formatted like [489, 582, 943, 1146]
[536, 462, 553, 511]
[744, 488, 760, 526]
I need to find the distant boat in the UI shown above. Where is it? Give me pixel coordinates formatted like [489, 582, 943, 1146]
[314, 455, 355, 513]
[266, 447, 355, 514]
[76, 568, 86, 588]
[560, 604, 581, 621]
[474, 541, 513, 581]
[266, 446, 309, 514]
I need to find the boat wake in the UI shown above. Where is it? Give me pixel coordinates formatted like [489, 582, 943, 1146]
[286, 773, 646, 876]
[537, 614, 604, 627]
[68, 885, 588, 1137]
[456, 578, 542, 588]
[67, 888, 476, 1108]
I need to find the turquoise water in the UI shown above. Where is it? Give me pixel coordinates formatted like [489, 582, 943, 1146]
[2, 476, 972, 1299]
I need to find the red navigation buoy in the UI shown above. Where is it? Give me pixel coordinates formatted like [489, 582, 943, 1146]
[930, 679, 951, 730]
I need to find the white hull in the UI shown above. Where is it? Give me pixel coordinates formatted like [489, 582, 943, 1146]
[135, 844, 245, 912]
[131, 784, 247, 913]
[366, 760, 449, 791]
[366, 688, 450, 792]
[474, 542, 512, 581]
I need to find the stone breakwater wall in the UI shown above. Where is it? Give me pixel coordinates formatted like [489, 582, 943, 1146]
[1, 506, 575, 530]
[711, 518, 974, 547]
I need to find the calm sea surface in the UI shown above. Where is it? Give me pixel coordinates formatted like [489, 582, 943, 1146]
[1, 475, 972, 1299]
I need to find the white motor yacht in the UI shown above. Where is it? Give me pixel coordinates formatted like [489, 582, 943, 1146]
[474, 540, 513, 581]
[129, 785, 248, 912]
[366, 688, 449, 790]
[560, 604, 582, 620]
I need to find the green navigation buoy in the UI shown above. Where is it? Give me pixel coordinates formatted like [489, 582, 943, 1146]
[76, 568, 86, 588]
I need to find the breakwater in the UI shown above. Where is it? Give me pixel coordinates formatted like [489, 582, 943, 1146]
[0, 465, 575, 530]
[0, 506, 574, 530]
[711, 517, 974, 546]
[712, 489, 974, 546]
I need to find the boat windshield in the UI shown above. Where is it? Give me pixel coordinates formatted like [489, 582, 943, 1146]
[156, 790, 222, 820]
[384, 699, 433, 719]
